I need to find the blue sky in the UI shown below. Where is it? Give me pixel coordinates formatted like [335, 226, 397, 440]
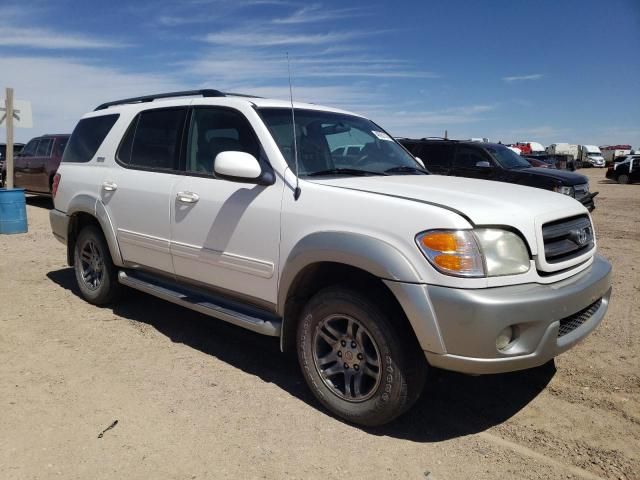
[1, 0, 639, 147]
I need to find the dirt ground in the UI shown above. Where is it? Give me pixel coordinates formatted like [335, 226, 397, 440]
[1, 168, 638, 480]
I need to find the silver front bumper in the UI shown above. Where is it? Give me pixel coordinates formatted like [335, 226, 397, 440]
[388, 255, 612, 375]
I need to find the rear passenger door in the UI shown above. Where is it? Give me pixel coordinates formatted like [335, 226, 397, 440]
[102, 107, 188, 274]
[170, 106, 283, 305]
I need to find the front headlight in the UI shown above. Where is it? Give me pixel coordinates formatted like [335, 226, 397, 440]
[554, 185, 574, 196]
[416, 229, 530, 277]
[474, 229, 530, 276]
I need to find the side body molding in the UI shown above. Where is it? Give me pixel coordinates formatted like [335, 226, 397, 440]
[66, 195, 124, 267]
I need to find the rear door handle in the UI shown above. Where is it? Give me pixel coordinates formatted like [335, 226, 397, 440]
[102, 181, 118, 192]
[176, 191, 199, 204]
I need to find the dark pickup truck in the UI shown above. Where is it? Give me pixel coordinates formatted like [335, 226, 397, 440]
[399, 139, 597, 211]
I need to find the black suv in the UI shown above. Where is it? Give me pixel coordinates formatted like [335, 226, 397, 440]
[399, 139, 597, 211]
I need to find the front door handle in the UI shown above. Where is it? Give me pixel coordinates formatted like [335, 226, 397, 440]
[176, 191, 199, 204]
[102, 181, 118, 192]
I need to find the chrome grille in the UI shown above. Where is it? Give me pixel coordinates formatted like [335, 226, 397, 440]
[542, 215, 594, 264]
[558, 299, 602, 337]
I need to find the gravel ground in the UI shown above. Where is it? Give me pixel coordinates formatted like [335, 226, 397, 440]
[1, 168, 638, 480]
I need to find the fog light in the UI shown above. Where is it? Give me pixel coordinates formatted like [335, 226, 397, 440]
[496, 326, 514, 351]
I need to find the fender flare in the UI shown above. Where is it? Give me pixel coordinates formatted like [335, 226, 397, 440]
[278, 231, 422, 314]
[66, 195, 124, 267]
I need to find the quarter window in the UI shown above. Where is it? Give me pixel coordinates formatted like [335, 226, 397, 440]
[186, 108, 260, 175]
[118, 108, 187, 170]
[63, 114, 119, 163]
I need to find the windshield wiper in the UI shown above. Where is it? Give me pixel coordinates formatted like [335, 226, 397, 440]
[306, 168, 388, 177]
[384, 165, 429, 175]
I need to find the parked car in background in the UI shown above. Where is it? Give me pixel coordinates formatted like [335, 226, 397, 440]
[399, 138, 597, 210]
[606, 155, 640, 184]
[5, 134, 70, 195]
[0, 142, 25, 186]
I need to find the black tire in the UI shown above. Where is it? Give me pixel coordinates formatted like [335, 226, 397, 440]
[617, 174, 630, 185]
[297, 286, 426, 426]
[74, 225, 121, 305]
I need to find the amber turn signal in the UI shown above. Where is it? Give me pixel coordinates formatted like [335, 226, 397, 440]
[420, 232, 461, 253]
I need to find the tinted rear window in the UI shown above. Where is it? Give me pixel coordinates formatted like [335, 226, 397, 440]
[63, 114, 119, 163]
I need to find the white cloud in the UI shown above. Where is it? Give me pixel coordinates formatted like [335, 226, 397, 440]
[503, 74, 544, 82]
[0, 56, 185, 143]
[203, 29, 367, 47]
[272, 4, 362, 24]
[0, 26, 126, 49]
[182, 52, 437, 82]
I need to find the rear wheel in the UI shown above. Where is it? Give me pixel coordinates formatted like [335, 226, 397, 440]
[618, 174, 630, 184]
[297, 286, 426, 426]
[74, 225, 121, 305]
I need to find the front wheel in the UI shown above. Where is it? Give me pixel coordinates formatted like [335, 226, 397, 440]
[297, 286, 426, 426]
[618, 174, 630, 184]
[74, 225, 121, 305]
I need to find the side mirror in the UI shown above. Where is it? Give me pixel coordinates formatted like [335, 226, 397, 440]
[415, 157, 425, 168]
[475, 161, 491, 168]
[214, 151, 274, 186]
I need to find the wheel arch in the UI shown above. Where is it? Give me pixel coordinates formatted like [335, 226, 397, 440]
[66, 195, 123, 267]
[278, 232, 423, 352]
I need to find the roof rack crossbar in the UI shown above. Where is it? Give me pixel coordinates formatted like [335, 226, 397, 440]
[94, 89, 226, 111]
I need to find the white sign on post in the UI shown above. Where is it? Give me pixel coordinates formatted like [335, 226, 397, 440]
[0, 99, 32, 128]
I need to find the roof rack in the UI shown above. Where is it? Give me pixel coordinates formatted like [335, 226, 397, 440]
[94, 89, 227, 111]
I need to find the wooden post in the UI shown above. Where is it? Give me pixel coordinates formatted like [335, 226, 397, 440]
[5, 87, 14, 189]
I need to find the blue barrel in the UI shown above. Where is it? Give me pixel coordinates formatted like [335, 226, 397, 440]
[0, 188, 28, 234]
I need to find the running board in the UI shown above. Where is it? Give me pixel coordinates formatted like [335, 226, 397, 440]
[118, 271, 281, 337]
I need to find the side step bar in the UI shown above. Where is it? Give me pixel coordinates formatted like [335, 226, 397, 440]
[118, 271, 281, 337]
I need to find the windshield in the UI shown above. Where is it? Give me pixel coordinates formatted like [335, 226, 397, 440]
[486, 145, 532, 169]
[259, 108, 421, 176]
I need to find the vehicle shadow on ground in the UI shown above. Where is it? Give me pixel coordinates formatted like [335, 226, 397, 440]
[26, 195, 53, 209]
[47, 267, 555, 442]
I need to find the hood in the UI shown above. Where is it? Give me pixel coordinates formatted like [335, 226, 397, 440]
[308, 175, 586, 229]
[521, 167, 589, 185]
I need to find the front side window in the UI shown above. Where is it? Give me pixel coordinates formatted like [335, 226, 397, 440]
[35, 138, 53, 157]
[454, 147, 491, 168]
[118, 108, 187, 170]
[186, 108, 260, 175]
[63, 114, 119, 163]
[21, 139, 40, 157]
[259, 108, 421, 176]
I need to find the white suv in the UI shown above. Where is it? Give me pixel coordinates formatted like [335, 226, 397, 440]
[50, 90, 612, 426]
